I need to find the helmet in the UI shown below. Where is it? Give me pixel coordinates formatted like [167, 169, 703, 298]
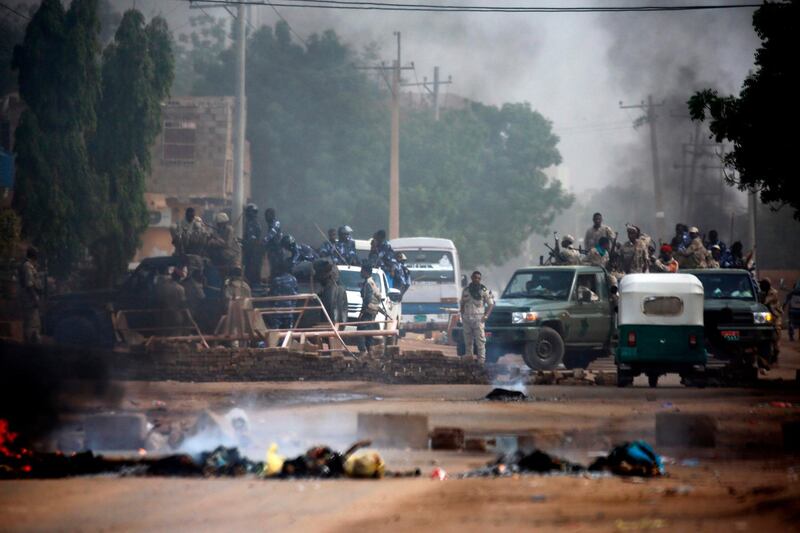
[281, 234, 296, 248]
[689, 226, 700, 234]
[245, 203, 258, 213]
[561, 234, 575, 245]
[215, 212, 230, 224]
[338, 225, 353, 237]
[396, 252, 407, 261]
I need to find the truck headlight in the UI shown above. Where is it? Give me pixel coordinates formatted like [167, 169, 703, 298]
[753, 311, 773, 324]
[512, 311, 539, 324]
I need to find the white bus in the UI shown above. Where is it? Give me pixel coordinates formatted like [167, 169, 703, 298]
[391, 237, 462, 331]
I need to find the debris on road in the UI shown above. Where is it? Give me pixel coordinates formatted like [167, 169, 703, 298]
[430, 427, 465, 450]
[485, 388, 528, 401]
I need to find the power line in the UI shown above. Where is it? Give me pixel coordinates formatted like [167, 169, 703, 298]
[189, 1, 761, 13]
[0, 2, 30, 19]
[265, 1, 309, 46]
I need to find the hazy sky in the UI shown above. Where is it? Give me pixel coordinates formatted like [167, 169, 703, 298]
[112, 0, 760, 193]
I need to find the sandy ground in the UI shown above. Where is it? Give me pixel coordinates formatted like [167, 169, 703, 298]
[2, 335, 800, 532]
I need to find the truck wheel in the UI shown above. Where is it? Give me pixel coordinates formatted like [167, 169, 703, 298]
[54, 316, 98, 347]
[617, 370, 634, 388]
[647, 374, 659, 388]
[522, 327, 564, 370]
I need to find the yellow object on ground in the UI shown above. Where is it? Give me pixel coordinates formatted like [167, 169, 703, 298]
[344, 450, 385, 479]
[263, 443, 285, 477]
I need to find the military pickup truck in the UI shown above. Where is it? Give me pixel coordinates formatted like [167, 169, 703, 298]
[683, 268, 778, 368]
[479, 265, 616, 369]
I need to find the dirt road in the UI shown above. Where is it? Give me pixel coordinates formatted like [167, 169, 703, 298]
[2, 336, 800, 532]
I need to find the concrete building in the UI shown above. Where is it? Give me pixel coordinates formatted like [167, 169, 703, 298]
[136, 96, 252, 261]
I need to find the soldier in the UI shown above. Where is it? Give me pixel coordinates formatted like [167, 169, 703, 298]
[583, 236, 611, 268]
[620, 224, 650, 274]
[677, 226, 708, 268]
[584, 212, 615, 251]
[759, 278, 783, 363]
[268, 259, 298, 330]
[720, 241, 746, 269]
[784, 281, 800, 342]
[18, 246, 43, 343]
[673, 223, 691, 252]
[171, 207, 208, 256]
[155, 267, 187, 335]
[459, 271, 494, 362]
[651, 244, 679, 273]
[281, 234, 318, 267]
[318, 228, 338, 260]
[223, 265, 252, 301]
[181, 267, 206, 328]
[356, 262, 382, 355]
[393, 252, 412, 298]
[707, 245, 722, 269]
[334, 225, 359, 266]
[555, 235, 581, 265]
[207, 212, 241, 272]
[242, 203, 263, 286]
[705, 229, 726, 254]
[263, 208, 283, 278]
[370, 230, 397, 282]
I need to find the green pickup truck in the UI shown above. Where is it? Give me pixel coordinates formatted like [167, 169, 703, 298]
[683, 269, 778, 368]
[483, 266, 615, 369]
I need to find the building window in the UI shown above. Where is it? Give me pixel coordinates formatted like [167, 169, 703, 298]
[162, 120, 196, 162]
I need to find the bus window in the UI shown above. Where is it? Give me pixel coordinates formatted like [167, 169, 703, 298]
[405, 251, 455, 283]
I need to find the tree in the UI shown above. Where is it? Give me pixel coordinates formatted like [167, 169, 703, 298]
[688, 0, 800, 219]
[90, 10, 173, 284]
[0, 5, 26, 95]
[185, 21, 571, 267]
[12, 0, 102, 278]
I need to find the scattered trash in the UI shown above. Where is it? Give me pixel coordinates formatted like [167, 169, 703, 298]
[151, 400, 167, 411]
[430, 467, 447, 480]
[460, 441, 664, 478]
[485, 388, 528, 401]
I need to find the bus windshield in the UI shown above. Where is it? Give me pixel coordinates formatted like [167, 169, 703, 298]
[403, 251, 455, 283]
[502, 270, 574, 300]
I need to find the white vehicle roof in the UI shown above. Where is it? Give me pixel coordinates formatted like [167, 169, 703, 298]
[618, 273, 704, 326]
[391, 237, 456, 250]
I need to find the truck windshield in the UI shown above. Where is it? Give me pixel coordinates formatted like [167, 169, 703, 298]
[502, 271, 574, 300]
[339, 270, 383, 294]
[693, 273, 755, 301]
[402, 251, 455, 283]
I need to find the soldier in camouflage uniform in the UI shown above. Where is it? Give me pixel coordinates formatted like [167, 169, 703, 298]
[459, 271, 495, 362]
[759, 278, 783, 362]
[584, 212, 615, 251]
[171, 207, 209, 256]
[555, 235, 581, 265]
[356, 263, 382, 354]
[677, 226, 708, 269]
[18, 246, 43, 343]
[318, 228, 338, 260]
[207, 212, 242, 273]
[334, 226, 359, 266]
[620, 224, 650, 274]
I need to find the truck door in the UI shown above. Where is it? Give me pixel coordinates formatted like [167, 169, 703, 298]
[566, 273, 609, 344]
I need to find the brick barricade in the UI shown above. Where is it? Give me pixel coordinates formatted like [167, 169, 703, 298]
[0, 342, 489, 384]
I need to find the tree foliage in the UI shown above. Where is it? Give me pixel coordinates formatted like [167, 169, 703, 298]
[90, 10, 173, 284]
[182, 20, 571, 267]
[11, 1, 173, 281]
[688, 0, 800, 219]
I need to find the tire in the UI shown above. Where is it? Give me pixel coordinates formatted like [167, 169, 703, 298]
[522, 327, 564, 370]
[54, 316, 99, 347]
[648, 374, 659, 388]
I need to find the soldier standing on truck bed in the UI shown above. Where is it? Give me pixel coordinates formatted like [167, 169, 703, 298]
[584, 212, 615, 251]
[18, 246, 43, 343]
[459, 271, 494, 363]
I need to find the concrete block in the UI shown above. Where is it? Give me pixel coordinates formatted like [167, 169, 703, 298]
[84, 413, 147, 450]
[357, 413, 429, 449]
[656, 412, 717, 448]
[430, 427, 465, 450]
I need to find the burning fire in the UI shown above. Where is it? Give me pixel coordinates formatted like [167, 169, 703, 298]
[0, 419, 18, 456]
[1, 419, 34, 475]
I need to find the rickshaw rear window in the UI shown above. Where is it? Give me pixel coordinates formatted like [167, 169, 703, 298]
[643, 296, 683, 316]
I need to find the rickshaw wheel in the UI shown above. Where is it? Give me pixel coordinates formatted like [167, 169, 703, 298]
[647, 374, 659, 388]
[522, 327, 564, 370]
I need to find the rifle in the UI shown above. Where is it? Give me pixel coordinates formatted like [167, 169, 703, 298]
[313, 223, 349, 265]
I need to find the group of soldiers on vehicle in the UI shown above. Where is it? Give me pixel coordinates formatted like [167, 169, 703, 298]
[550, 212, 755, 276]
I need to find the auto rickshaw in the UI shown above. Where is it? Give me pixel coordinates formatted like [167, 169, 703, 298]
[615, 273, 706, 387]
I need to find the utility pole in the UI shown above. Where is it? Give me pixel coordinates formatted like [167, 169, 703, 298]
[405, 66, 453, 121]
[232, 3, 246, 237]
[621, 95, 666, 240]
[357, 33, 413, 239]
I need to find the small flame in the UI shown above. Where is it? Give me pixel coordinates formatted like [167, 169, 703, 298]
[138, 448, 147, 456]
[0, 419, 19, 456]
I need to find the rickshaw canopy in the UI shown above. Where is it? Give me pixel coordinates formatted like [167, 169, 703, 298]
[618, 273, 704, 326]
